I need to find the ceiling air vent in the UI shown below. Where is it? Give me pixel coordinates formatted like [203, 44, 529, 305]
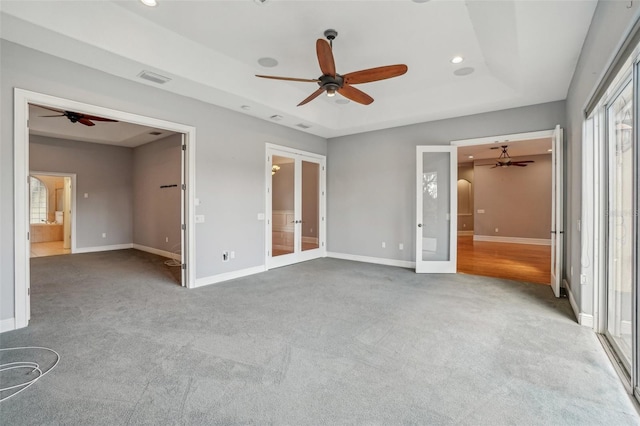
[138, 70, 171, 85]
[296, 123, 311, 129]
[149, 131, 163, 136]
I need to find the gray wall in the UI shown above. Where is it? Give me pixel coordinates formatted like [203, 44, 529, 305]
[327, 101, 565, 261]
[1, 40, 326, 322]
[132, 134, 182, 255]
[565, 2, 640, 316]
[473, 154, 552, 239]
[30, 135, 134, 248]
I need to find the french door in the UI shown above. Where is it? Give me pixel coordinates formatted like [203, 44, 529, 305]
[415, 146, 457, 273]
[266, 145, 326, 269]
[604, 78, 634, 372]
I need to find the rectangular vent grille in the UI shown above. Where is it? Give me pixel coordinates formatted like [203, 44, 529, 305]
[138, 70, 171, 85]
[296, 123, 311, 129]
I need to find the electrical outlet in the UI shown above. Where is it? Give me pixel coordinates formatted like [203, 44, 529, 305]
[102, 233, 106, 238]
[195, 215, 205, 223]
[165, 237, 169, 243]
[230, 251, 235, 259]
[381, 242, 386, 248]
[399, 243, 404, 250]
[222, 251, 229, 262]
[494, 228, 499, 233]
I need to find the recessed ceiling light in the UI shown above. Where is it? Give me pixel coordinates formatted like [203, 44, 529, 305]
[254, 0, 269, 4]
[451, 56, 464, 64]
[241, 105, 251, 110]
[453, 67, 475, 76]
[140, 0, 157, 6]
[548, 149, 553, 152]
[335, 99, 350, 105]
[258, 57, 278, 68]
[468, 155, 474, 159]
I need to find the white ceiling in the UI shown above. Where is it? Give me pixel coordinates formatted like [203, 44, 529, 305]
[457, 137, 552, 164]
[1, 0, 597, 139]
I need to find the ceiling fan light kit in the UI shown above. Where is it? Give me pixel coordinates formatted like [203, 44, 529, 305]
[256, 29, 408, 106]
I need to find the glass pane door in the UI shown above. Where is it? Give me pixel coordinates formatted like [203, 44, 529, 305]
[267, 147, 325, 269]
[605, 80, 634, 371]
[416, 146, 457, 273]
[271, 154, 295, 257]
[301, 160, 320, 252]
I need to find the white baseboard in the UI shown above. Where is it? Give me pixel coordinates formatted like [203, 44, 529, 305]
[473, 235, 551, 246]
[133, 244, 180, 260]
[0, 317, 16, 333]
[580, 313, 594, 328]
[566, 279, 594, 328]
[75, 243, 133, 254]
[327, 252, 415, 269]
[194, 265, 266, 288]
[457, 231, 474, 236]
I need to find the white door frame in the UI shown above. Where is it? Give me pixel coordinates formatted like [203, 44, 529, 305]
[450, 128, 560, 285]
[265, 143, 326, 269]
[13, 88, 197, 330]
[29, 171, 77, 254]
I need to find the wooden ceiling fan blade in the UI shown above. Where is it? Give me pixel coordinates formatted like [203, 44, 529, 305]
[343, 64, 408, 84]
[297, 88, 325, 106]
[40, 114, 66, 117]
[338, 84, 374, 105]
[256, 75, 320, 83]
[511, 163, 528, 167]
[77, 118, 96, 126]
[512, 160, 535, 164]
[82, 114, 118, 122]
[316, 39, 336, 77]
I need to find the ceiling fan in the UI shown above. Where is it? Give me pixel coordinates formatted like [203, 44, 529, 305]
[37, 105, 118, 127]
[256, 29, 408, 106]
[491, 145, 534, 168]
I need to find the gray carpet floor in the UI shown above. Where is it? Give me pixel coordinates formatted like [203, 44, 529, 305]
[1, 249, 638, 425]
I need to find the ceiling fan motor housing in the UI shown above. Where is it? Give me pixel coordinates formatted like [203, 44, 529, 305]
[318, 74, 344, 93]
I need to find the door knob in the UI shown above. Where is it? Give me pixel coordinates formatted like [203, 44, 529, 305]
[417, 224, 422, 228]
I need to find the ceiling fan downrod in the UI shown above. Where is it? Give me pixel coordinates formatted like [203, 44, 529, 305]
[324, 29, 338, 49]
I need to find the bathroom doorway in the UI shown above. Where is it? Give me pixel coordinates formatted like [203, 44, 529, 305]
[29, 172, 76, 258]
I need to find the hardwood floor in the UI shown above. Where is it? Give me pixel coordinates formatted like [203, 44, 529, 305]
[30, 241, 70, 258]
[457, 235, 551, 285]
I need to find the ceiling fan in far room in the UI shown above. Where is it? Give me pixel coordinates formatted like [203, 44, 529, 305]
[255, 29, 408, 106]
[490, 145, 535, 168]
[36, 105, 119, 127]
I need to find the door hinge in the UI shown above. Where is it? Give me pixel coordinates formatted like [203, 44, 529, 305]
[182, 144, 186, 151]
[182, 264, 186, 270]
[181, 184, 186, 190]
[181, 224, 186, 230]
[28, 287, 30, 295]
[27, 232, 30, 241]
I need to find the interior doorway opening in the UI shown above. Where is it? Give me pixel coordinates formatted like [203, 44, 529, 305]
[13, 89, 197, 331]
[29, 172, 75, 258]
[450, 129, 560, 290]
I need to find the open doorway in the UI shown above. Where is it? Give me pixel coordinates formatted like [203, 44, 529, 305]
[29, 172, 75, 258]
[451, 129, 560, 288]
[13, 89, 196, 330]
